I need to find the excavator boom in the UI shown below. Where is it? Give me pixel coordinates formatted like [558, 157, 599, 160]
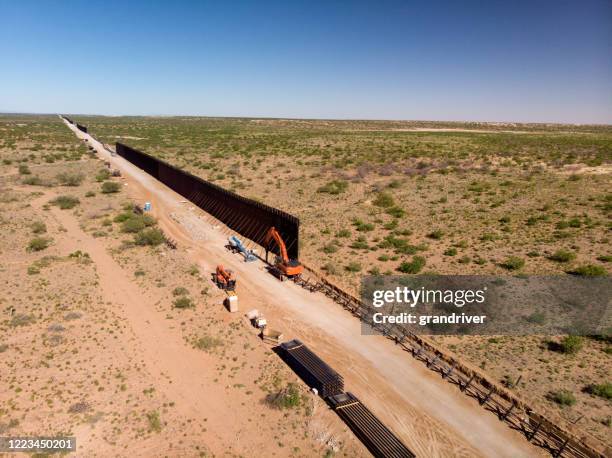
[263, 227, 303, 278]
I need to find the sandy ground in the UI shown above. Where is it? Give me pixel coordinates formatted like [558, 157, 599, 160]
[65, 121, 545, 457]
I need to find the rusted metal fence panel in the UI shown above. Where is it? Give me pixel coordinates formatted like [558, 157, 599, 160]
[115, 142, 300, 259]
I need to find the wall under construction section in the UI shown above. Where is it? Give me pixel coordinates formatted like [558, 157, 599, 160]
[115, 142, 300, 259]
[76, 123, 88, 133]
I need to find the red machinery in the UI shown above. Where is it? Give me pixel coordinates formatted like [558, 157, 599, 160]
[214, 264, 236, 291]
[263, 227, 303, 280]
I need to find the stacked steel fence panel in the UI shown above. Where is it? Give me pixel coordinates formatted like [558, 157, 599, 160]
[115, 142, 300, 259]
[328, 392, 416, 458]
[278, 339, 344, 397]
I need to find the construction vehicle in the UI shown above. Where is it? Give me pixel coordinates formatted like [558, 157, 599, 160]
[263, 227, 303, 280]
[214, 264, 236, 291]
[227, 235, 256, 262]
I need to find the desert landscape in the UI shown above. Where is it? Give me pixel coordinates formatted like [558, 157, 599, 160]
[1, 114, 609, 457]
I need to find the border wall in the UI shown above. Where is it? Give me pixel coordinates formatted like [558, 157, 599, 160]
[115, 142, 300, 259]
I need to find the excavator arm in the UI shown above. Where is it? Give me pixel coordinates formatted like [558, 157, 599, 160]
[263, 227, 303, 278]
[264, 227, 289, 263]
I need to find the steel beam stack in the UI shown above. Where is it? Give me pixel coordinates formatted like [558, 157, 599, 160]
[278, 339, 344, 397]
[328, 392, 416, 458]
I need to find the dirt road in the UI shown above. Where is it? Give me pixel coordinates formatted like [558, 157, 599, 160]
[66, 121, 542, 457]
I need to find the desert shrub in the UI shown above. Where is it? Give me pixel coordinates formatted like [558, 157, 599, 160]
[101, 181, 121, 193]
[597, 255, 612, 263]
[585, 382, 612, 400]
[385, 206, 405, 218]
[444, 247, 457, 256]
[95, 169, 111, 182]
[373, 192, 395, 208]
[560, 335, 584, 354]
[121, 214, 156, 233]
[10, 313, 35, 327]
[427, 230, 444, 240]
[50, 195, 80, 209]
[0, 343, 8, 353]
[568, 264, 607, 277]
[378, 254, 390, 262]
[27, 265, 40, 275]
[146, 411, 162, 433]
[194, 334, 223, 351]
[526, 312, 546, 325]
[173, 296, 194, 309]
[85, 191, 95, 197]
[548, 390, 576, 406]
[134, 228, 164, 246]
[498, 215, 511, 224]
[500, 256, 524, 270]
[336, 229, 351, 238]
[398, 256, 426, 274]
[266, 383, 302, 409]
[353, 219, 374, 232]
[345, 261, 362, 272]
[317, 180, 348, 195]
[322, 243, 338, 254]
[22, 176, 42, 185]
[18, 164, 31, 175]
[172, 287, 189, 296]
[350, 237, 369, 250]
[27, 237, 51, 252]
[56, 172, 84, 186]
[548, 249, 575, 263]
[322, 262, 339, 275]
[31, 221, 46, 234]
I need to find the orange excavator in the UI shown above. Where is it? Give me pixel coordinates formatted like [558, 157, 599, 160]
[214, 264, 236, 291]
[263, 227, 303, 280]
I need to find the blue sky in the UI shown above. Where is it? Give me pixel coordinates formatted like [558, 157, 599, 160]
[1, 0, 610, 123]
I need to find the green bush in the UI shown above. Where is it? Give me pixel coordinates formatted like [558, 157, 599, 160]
[444, 247, 457, 256]
[427, 230, 444, 240]
[31, 221, 47, 234]
[548, 390, 576, 406]
[568, 264, 607, 277]
[121, 214, 156, 233]
[22, 176, 42, 185]
[267, 383, 302, 409]
[18, 164, 31, 175]
[172, 287, 189, 296]
[27, 237, 51, 252]
[101, 181, 121, 193]
[146, 411, 162, 433]
[345, 261, 362, 272]
[398, 256, 426, 274]
[317, 180, 348, 195]
[50, 195, 80, 209]
[585, 382, 612, 400]
[56, 172, 84, 186]
[95, 169, 111, 182]
[373, 192, 395, 208]
[336, 229, 351, 238]
[500, 256, 525, 270]
[134, 228, 165, 246]
[560, 335, 584, 354]
[173, 296, 194, 309]
[385, 206, 405, 218]
[194, 334, 223, 351]
[549, 249, 576, 263]
[322, 243, 339, 254]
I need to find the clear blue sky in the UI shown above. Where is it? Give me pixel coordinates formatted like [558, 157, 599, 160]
[1, 0, 611, 123]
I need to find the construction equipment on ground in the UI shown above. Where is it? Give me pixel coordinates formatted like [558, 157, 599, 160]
[214, 264, 236, 291]
[263, 227, 303, 280]
[227, 235, 256, 262]
[246, 309, 267, 328]
[261, 327, 284, 344]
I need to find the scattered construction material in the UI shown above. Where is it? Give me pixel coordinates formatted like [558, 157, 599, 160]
[214, 265, 236, 291]
[261, 327, 283, 344]
[224, 291, 239, 312]
[263, 227, 303, 280]
[227, 235, 256, 262]
[278, 339, 343, 398]
[328, 392, 416, 458]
